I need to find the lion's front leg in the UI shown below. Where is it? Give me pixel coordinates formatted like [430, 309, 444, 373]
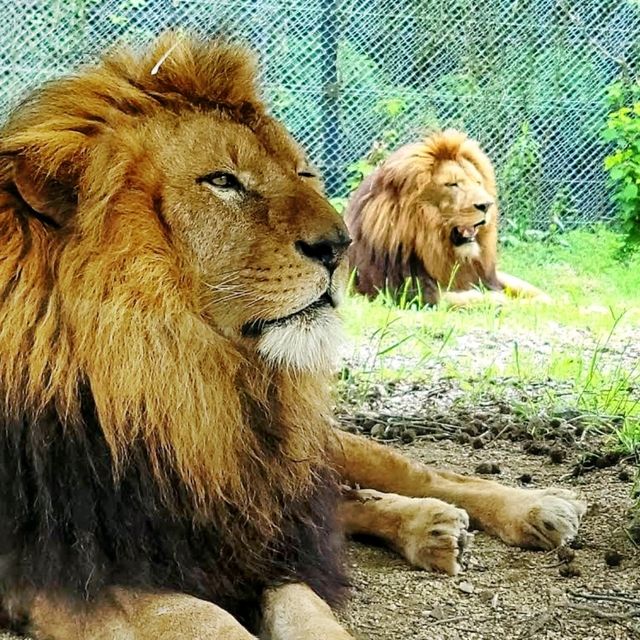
[496, 270, 552, 303]
[261, 584, 354, 640]
[439, 288, 508, 308]
[25, 588, 257, 640]
[334, 430, 586, 550]
[340, 488, 471, 575]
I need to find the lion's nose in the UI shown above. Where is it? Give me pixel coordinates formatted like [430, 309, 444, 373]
[474, 201, 493, 214]
[296, 229, 352, 273]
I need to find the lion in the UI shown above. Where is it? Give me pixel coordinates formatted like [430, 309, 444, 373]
[345, 129, 551, 307]
[0, 34, 584, 640]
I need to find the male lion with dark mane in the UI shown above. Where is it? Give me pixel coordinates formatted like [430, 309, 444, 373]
[346, 129, 551, 306]
[0, 34, 583, 639]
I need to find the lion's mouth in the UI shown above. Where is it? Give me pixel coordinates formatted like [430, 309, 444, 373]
[242, 291, 335, 338]
[450, 219, 486, 246]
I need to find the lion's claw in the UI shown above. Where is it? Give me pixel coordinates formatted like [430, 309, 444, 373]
[397, 498, 471, 575]
[498, 487, 587, 549]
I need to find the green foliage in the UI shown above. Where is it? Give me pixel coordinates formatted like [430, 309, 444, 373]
[499, 122, 542, 239]
[343, 97, 409, 194]
[603, 79, 640, 252]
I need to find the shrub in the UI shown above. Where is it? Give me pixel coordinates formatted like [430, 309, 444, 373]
[603, 79, 640, 252]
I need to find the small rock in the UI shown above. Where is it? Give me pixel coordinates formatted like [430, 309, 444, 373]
[549, 447, 566, 464]
[456, 580, 475, 594]
[604, 549, 623, 567]
[523, 441, 549, 456]
[475, 462, 501, 475]
[618, 468, 631, 482]
[401, 428, 416, 444]
[557, 546, 576, 564]
[518, 473, 533, 485]
[430, 605, 446, 620]
[559, 563, 581, 578]
[478, 589, 497, 604]
[370, 424, 385, 439]
[471, 437, 485, 450]
[375, 383, 388, 398]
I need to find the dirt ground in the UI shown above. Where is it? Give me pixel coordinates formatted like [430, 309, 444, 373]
[336, 437, 639, 640]
[331, 351, 640, 640]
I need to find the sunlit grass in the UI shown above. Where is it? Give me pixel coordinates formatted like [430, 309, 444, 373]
[340, 227, 640, 455]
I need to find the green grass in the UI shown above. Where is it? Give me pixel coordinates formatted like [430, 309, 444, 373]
[341, 226, 640, 456]
[499, 227, 640, 308]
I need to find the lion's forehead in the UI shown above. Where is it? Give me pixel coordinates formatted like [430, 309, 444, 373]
[433, 158, 482, 185]
[152, 112, 304, 184]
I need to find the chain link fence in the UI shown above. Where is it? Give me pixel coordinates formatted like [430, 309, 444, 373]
[1, 0, 638, 230]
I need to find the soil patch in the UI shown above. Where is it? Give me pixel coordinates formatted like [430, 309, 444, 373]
[336, 437, 639, 639]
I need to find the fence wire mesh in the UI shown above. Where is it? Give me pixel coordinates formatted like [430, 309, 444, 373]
[1, 0, 638, 230]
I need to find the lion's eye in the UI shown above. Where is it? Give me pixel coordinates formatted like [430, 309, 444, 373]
[445, 182, 459, 188]
[198, 171, 243, 191]
[298, 171, 316, 179]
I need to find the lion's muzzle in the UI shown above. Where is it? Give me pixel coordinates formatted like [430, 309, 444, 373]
[451, 218, 486, 246]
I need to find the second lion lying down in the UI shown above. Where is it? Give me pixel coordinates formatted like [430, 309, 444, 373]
[346, 129, 551, 307]
[0, 33, 583, 640]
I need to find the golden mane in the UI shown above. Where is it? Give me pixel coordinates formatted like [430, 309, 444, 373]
[345, 129, 500, 302]
[0, 33, 332, 521]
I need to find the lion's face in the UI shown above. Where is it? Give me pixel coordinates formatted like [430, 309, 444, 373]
[3, 37, 351, 373]
[147, 112, 350, 370]
[422, 157, 496, 261]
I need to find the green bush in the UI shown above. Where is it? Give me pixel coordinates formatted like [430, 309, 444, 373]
[499, 122, 543, 239]
[603, 80, 640, 251]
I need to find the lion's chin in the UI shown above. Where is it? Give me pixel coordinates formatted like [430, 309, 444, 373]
[256, 307, 344, 372]
[453, 241, 482, 262]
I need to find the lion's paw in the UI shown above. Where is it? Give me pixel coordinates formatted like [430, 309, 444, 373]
[397, 498, 471, 576]
[500, 487, 586, 550]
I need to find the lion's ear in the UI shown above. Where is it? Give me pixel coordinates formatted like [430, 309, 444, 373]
[12, 155, 76, 227]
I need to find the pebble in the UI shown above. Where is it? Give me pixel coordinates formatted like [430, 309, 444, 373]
[475, 461, 501, 474]
[401, 428, 416, 444]
[604, 549, 623, 567]
[557, 546, 576, 563]
[549, 447, 566, 464]
[617, 468, 631, 482]
[559, 563, 581, 578]
[456, 580, 475, 594]
[370, 424, 385, 438]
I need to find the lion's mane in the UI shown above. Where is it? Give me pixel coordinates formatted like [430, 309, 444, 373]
[345, 129, 501, 304]
[0, 34, 346, 627]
